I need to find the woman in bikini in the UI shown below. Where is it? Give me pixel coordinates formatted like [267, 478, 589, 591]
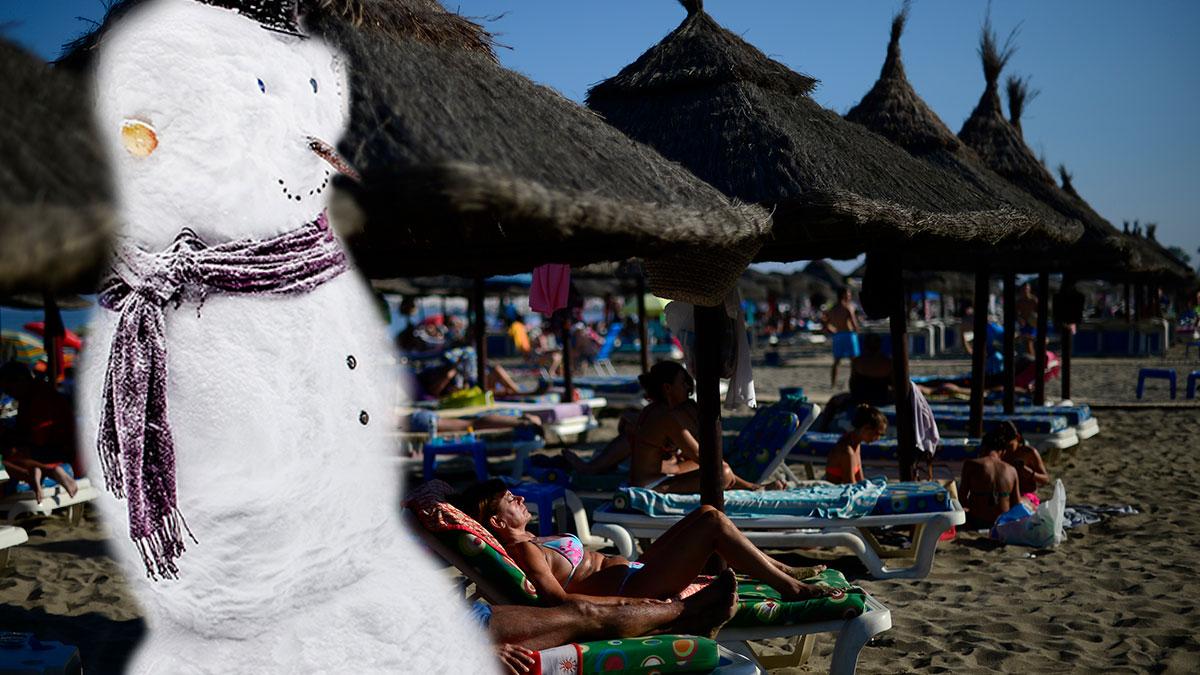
[824, 404, 887, 484]
[457, 479, 833, 605]
[959, 427, 1024, 528]
[622, 361, 780, 492]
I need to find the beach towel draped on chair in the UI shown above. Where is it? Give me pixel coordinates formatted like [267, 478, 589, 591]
[615, 481, 890, 519]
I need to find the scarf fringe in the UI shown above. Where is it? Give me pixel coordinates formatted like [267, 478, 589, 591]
[134, 509, 198, 582]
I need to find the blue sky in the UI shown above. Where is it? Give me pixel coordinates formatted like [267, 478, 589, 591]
[4, 0, 1198, 276]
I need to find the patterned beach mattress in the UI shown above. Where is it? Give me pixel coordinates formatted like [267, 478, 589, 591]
[614, 481, 953, 518]
[537, 635, 720, 674]
[793, 432, 982, 462]
[927, 403, 1094, 426]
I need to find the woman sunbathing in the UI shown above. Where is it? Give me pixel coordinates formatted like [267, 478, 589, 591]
[619, 361, 781, 492]
[457, 479, 834, 605]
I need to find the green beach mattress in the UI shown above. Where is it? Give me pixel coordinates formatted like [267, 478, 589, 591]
[536, 635, 720, 674]
[435, 530, 540, 604]
[794, 432, 982, 462]
[730, 569, 866, 626]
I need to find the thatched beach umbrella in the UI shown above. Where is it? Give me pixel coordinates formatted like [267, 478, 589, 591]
[587, 0, 1048, 481]
[307, 0, 772, 403]
[0, 39, 113, 297]
[844, 6, 1084, 425]
[958, 21, 1136, 408]
[295, 0, 770, 303]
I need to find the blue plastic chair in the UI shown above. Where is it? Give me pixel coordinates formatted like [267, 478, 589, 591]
[1187, 371, 1200, 400]
[1136, 368, 1176, 400]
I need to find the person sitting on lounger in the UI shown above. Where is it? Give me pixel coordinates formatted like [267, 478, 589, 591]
[560, 399, 698, 477]
[0, 361, 79, 504]
[458, 479, 833, 605]
[475, 571, 739, 674]
[959, 426, 1024, 529]
[825, 405, 887, 484]
[619, 361, 781, 492]
[990, 421, 1050, 497]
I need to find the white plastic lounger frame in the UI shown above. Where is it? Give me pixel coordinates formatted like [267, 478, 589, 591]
[719, 594, 892, 675]
[0, 524, 28, 568]
[405, 510, 891, 675]
[592, 500, 966, 580]
[0, 477, 98, 524]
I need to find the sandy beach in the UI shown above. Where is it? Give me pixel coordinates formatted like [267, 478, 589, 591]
[4, 349, 1200, 674]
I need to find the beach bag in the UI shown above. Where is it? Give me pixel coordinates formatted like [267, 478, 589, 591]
[437, 387, 492, 410]
[991, 479, 1066, 548]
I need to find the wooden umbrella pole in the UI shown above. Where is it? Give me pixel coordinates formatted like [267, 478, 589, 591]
[968, 264, 990, 438]
[889, 260, 916, 481]
[637, 275, 650, 374]
[473, 277, 488, 392]
[1061, 276, 1073, 402]
[1034, 271, 1050, 406]
[43, 291, 65, 384]
[1123, 282, 1131, 323]
[1134, 283, 1143, 322]
[1002, 270, 1017, 414]
[561, 317, 575, 403]
[694, 304, 725, 511]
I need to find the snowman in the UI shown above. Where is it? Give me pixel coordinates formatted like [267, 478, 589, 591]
[77, 0, 496, 671]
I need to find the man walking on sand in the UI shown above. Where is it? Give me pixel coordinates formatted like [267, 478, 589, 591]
[823, 288, 861, 388]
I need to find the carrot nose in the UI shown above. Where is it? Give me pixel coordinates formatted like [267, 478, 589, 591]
[122, 119, 157, 158]
[307, 136, 359, 183]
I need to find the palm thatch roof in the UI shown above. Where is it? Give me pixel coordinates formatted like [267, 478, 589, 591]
[843, 6, 1081, 265]
[736, 268, 785, 302]
[1, 39, 113, 295]
[586, 1, 1046, 264]
[1117, 219, 1195, 285]
[801, 260, 846, 290]
[304, 0, 770, 306]
[957, 21, 1132, 276]
[63, 0, 769, 307]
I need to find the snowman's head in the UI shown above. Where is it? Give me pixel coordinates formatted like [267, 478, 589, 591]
[95, 0, 353, 249]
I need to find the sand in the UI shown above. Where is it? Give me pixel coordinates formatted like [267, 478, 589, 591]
[4, 349, 1200, 673]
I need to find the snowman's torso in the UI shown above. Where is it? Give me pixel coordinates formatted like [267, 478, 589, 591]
[82, 274, 397, 634]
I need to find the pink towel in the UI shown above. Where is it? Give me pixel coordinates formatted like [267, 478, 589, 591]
[530, 264, 571, 315]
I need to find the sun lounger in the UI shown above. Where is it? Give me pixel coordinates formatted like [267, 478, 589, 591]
[421, 398, 608, 444]
[594, 482, 964, 580]
[924, 402, 1099, 439]
[0, 524, 28, 568]
[531, 635, 759, 674]
[530, 402, 821, 499]
[877, 406, 1078, 452]
[0, 476, 98, 524]
[791, 432, 982, 481]
[403, 482, 891, 674]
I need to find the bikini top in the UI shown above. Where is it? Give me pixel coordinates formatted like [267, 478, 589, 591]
[539, 533, 585, 584]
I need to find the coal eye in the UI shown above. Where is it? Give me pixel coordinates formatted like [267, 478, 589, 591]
[257, 78, 266, 93]
[310, 78, 318, 93]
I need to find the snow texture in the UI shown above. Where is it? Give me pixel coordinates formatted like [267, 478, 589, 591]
[77, 1, 497, 671]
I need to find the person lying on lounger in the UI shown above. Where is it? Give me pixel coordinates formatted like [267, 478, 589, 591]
[825, 404, 887, 485]
[473, 570, 739, 674]
[457, 479, 833, 605]
[990, 420, 1050, 497]
[0, 362, 79, 504]
[959, 426, 1026, 529]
